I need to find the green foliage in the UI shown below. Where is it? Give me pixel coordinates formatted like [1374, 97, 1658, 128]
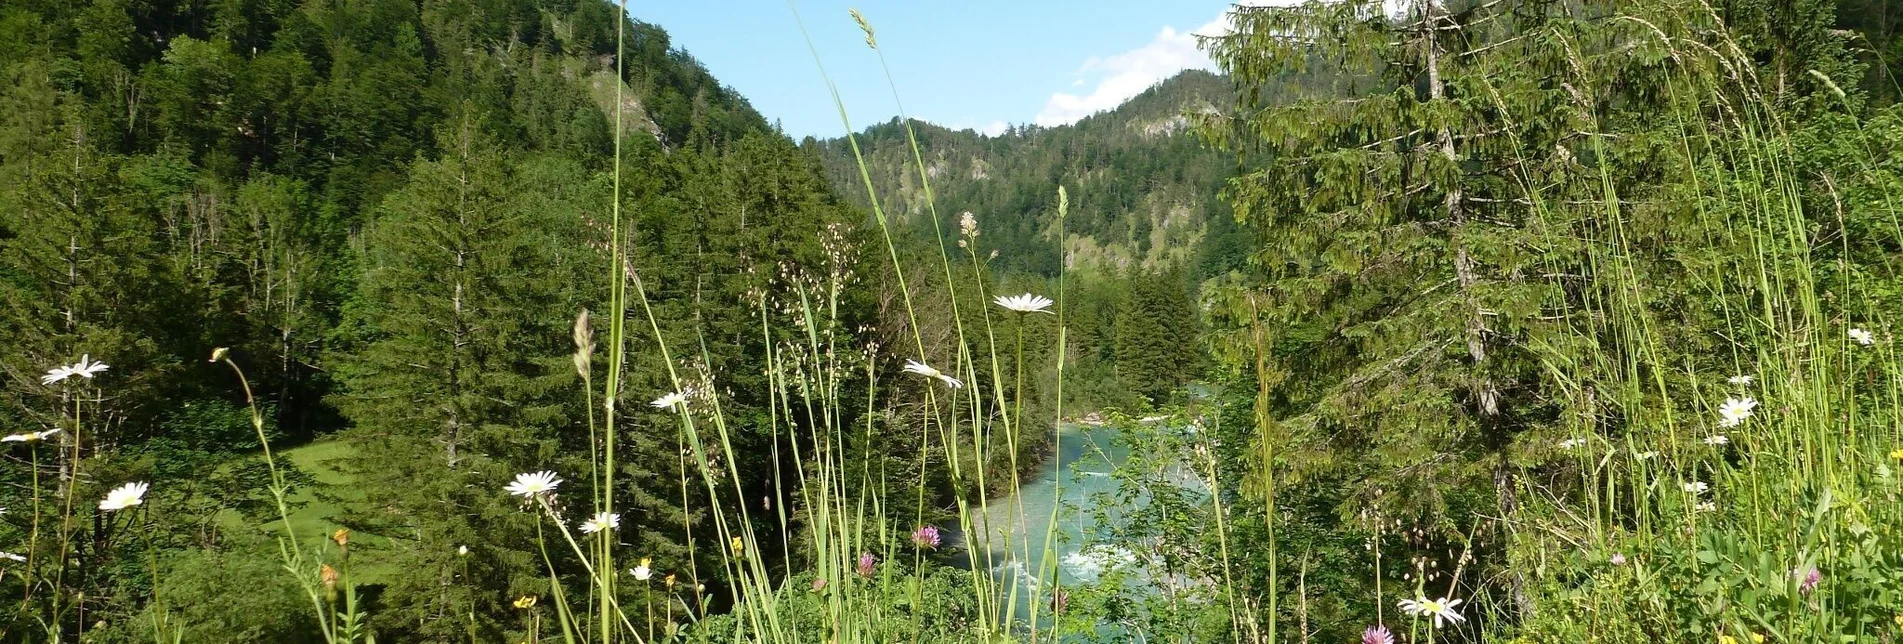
[0, 0, 868, 636]
[811, 70, 1241, 281]
[687, 565, 983, 643]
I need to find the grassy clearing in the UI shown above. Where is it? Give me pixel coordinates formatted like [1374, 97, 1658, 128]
[216, 438, 402, 585]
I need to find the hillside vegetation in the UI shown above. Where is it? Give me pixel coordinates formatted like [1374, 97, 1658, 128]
[811, 69, 1245, 280]
[4, 0, 1903, 643]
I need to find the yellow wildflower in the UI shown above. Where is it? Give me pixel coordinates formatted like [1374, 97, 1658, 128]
[513, 595, 537, 609]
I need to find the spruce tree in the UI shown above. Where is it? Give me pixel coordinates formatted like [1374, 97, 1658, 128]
[331, 114, 582, 638]
[1205, 0, 1591, 618]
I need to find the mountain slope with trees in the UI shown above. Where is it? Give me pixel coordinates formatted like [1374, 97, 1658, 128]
[0, 0, 882, 639]
[809, 69, 1246, 281]
[808, 71, 1241, 409]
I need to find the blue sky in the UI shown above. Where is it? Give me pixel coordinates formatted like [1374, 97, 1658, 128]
[632, 1, 1240, 140]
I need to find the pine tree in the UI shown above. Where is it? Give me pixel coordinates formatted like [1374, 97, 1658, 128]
[330, 115, 583, 638]
[1205, 0, 1593, 620]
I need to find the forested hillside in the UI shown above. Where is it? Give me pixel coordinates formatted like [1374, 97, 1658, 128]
[811, 69, 1244, 280]
[809, 70, 1241, 409]
[0, 0, 883, 639]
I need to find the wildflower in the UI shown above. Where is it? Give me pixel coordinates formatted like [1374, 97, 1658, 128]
[959, 212, 979, 240]
[902, 359, 963, 390]
[1793, 566, 1821, 594]
[1696, 501, 1716, 512]
[513, 595, 537, 609]
[331, 528, 350, 547]
[730, 536, 744, 555]
[1890, 447, 1903, 461]
[631, 558, 652, 581]
[1636, 451, 1659, 460]
[664, 573, 677, 589]
[2, 429, 60, 443]
[458, 545, 469, 556]
[650, 391, 688, 411]
[42, 355, 108, 385]
[319, 563, 339, 590]
[0, 552, 24, 563]
[1720, 636, 1739, 644]
[1558, 438, 1587, 450]
[1751, 634, 1766, 644]
[505, 471, 561, 498]
[1704, 435, 1729, 446]
[1051, 588, 1070, 614]
[579, 512, 620, 535]
[811, 577, 827, 591]
[1397, 596, 1465, 628]
[1728, 375, 1753, 386]
[855, 551, 876, 578]
[1683, 481, 1709, 495]
[912, 525, 942, 550]
[993, 293, 1055, 314]
[1850, 328, 1877, 346]
[1361, 625, 1395, 644]
[1609, 553, 1627, 566]
[1717, 397, 1758, 428]
[99, 481, 148, 511]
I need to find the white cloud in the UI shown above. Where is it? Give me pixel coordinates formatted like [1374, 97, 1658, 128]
[1034, 22, 1218, 127]
[935, 119, 1012, 137]
[1033, 1, 1308, 127]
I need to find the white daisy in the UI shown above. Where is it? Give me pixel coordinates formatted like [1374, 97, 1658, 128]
[1397, 596, 1465, 628]
[42, 355, 108, 386]
[902, 360, 963, 390]
[631, 557, 653, 581]
[1850, 328, 1877, 346]
[0, 552, 23, 562]
[505, 471, 562, 498]
[99, 481, 148, 511]
[993, 293, 1055, 314]
[39, 367, 71, 386]
[1682, 481, 1709, 495]
[1695, 501, 1716, 512]
[1704, 435, 1729, 445]
[578, 512, 620, 534]
[1727, 375, 1752, 386]
[1558, 438, 1587, 450]
[2, 429, 57, 443]
[1717, 397, 1758, 428]
[649, 391, 688, 411]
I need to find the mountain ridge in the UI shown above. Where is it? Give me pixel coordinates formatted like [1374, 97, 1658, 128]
[807, 69, 1247, 280]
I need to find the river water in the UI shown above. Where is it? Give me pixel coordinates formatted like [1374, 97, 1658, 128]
[949, 422, 1135, 623]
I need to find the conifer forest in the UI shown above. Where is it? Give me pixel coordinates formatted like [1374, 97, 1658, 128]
[2, 0, 1903, 641]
